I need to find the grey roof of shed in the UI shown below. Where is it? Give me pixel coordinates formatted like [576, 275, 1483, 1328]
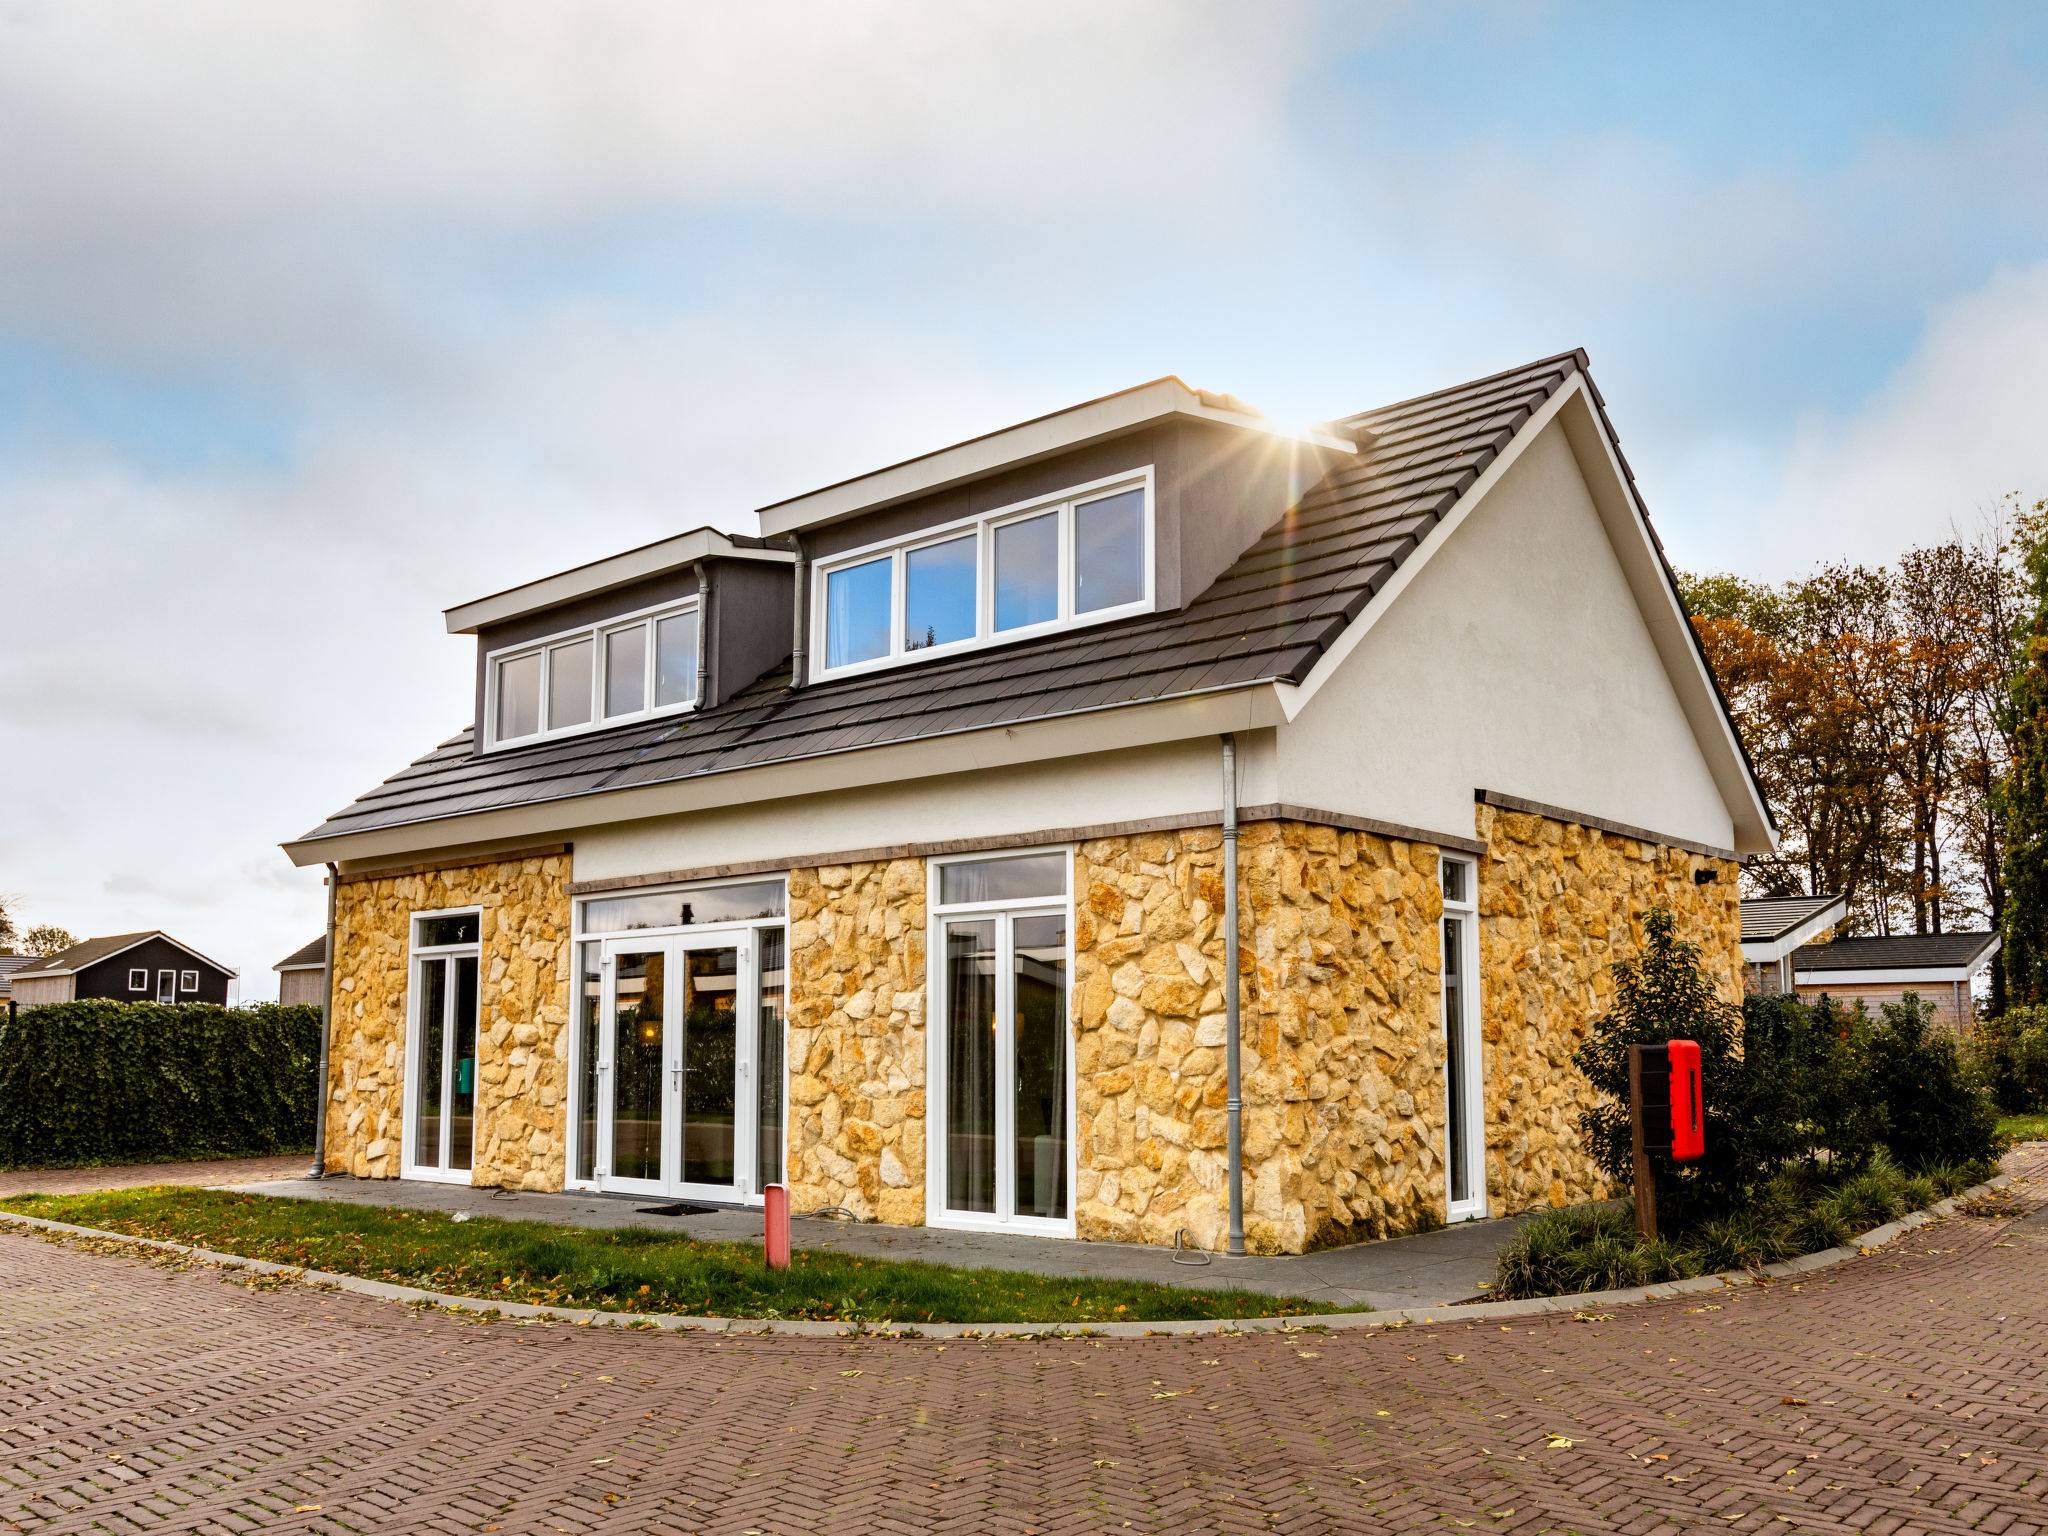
[1741, 894, 1846, 944]
[0, 954, 34, 997]
[275, 937, 327, 971]
[1793, 931, 2000, 975]
[296, 350, 1738, 847]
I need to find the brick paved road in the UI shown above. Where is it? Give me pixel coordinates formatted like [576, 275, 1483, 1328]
[3, 1153, 2043, 1536]
[0, 1155, 309, 1200]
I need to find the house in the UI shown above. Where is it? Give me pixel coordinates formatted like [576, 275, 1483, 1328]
[282, 351, 1776, 1254]
[1739, 893, 1848, 995]
[0, 953, 35, 1003]
[7, 932, 237, 1007]
[1790, 930, 1998, 1033]
[275, 937, 328, 1007]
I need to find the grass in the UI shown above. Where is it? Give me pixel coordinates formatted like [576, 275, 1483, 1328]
[1490, 1153, 1999, 1301]
[1997, 1112, 2048, 1143]
[0, 1187, 1338, 1325]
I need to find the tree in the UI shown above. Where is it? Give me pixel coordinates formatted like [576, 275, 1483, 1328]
[1999, 498, 2048, 1005]
[0, 895, 15, 952]
[20, 925, 77, 958]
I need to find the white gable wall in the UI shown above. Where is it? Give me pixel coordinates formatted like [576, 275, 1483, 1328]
[1274, 417, 1736, 851]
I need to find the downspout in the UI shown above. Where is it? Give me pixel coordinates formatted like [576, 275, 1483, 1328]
[310, 862, 338, 1178]
[694, 561, 713, 710]
[784, 535, 807, 689]
[1222, 734, 1245, 1256]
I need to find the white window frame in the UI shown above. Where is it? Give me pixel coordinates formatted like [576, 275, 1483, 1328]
[482, 597, 700, 751]
[179, 970, 199, 993]
[564, 877, 791, 1204]
[811, 467, 1154, 683]
[401, 905, 483, 1186]
[1440, 857, 1486, 1223]
[925, 847, 1078, 1238]
[128, 968, 147, 992]
[156, 970, 177, 1004]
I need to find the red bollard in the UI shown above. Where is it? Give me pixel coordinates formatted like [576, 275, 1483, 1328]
[764, 1183, 790, 1270]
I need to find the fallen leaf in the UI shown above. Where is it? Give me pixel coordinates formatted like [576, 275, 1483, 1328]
[1781, 1397, 1808, 1406]
[294, 1506, 321, 1514]
[1376, 1411, 1391, 1417]
[1546, 1436, 1575, 1449]
[1297, 1351, 1320, 1359]
[841, 1369, 863, 1377]
[590, 1457, 613, 1465]
[1446, 1354, 1465, 1362]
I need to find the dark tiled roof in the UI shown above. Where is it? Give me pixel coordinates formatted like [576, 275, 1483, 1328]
[1740, 894, 1844, 944]
[298, 353, 1592, 845]
[11, 932, 163, 978]
[276, 937, 327, 970]
[1794, 932, 1999, 975]
[0, 953, 34, 996]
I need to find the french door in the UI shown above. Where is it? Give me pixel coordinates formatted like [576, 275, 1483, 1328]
[404, 948, 481, 1181]
[595, 927, 780, 1202]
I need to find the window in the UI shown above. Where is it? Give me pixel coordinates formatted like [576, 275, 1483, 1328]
[156, 970, 176, 1004]
[582, 880, 786, 935]
[1440, 857, 1484, 1222]
[179, 970, 198, 993]
[488, 600, 699, 748]
[814, 471, 1151, 678]
[407, 909, 483, 1181]
[129, 968, 147, 991]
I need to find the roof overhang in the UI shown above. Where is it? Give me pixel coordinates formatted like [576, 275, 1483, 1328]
[756, 377, 1358, 538]
[1795, 936, 2001, 988]
[12, 932, 239, 980]
[444, 527, 794, 636]
[1741, 895, 1849, 963]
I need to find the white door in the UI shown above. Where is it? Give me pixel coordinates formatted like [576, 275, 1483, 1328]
[596, 928, 763, 1202]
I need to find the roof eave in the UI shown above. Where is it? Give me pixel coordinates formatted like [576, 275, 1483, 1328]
[444, 527, 794, 636]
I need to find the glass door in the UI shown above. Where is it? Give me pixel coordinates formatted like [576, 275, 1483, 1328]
[603, 942, 669, 1194]
[403, 910, 481, 1183]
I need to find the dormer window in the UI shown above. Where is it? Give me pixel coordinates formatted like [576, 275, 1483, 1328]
[487, 599, 699, 749]
[815, 470, 1152, 679]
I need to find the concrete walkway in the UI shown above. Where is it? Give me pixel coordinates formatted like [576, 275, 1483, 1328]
[226, 1173, 1537, 1309]
[0, 1153, 311, 1200]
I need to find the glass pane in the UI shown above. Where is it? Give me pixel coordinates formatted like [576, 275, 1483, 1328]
[1443, 916, 1469, 1205]
[496, 652, 541, 740]
[905, 534, 977, 651]
[1073, 488, 1145, 613]
[1441, 859, 1466, 904]
[575, 942, 600, 1182]
[611, 949, 665, 1182]
[655, 613, 698, 708]
[757, 929, 786, 1192]
[683, 946, 739, 1187]
[448, 955, 479, 1172]
[1013, 914, 1068, 1219]
[582, 881, 786, 934]
[547, 638, 593, 730]
[414, 958, 446, 1168]
[417, 913, 480, 947]
[939, 852, 1068, 906]
[994, 511, 1059, 631]
[605, 624, 647, 717]
[156, 971, 176, 1004]
[826, 557, 892, 668]
[945, 920, 998, 1214]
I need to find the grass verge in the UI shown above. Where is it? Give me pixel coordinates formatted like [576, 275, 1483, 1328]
[0, 1187, 1337, 1325]
[1489, 1154, 1998, 1301]
[1997, 1112, 2048, 1143]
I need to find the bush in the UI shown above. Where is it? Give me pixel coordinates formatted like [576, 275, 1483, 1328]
[1867, 995, 2002, 1169]
[1973, 1005, 2048, 1112]
[0, 1001, 320, 1168]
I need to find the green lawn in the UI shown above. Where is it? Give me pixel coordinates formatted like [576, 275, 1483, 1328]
[1999, 1112, 2048, 1143]
[0, 1187, 1337, 1325]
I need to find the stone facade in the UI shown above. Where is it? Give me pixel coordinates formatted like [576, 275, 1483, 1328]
[783, 859, 928, 1226]
[323, 851, 573, 1188]
[1473, 803, 1741, 1217]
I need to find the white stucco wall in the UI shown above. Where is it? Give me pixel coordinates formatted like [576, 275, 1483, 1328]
[570, 734, 1276, 884]
[1275, 418, 1736, 850]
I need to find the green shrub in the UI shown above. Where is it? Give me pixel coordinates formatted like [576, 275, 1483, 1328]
[1973, 1005, 2048, 1112]
[0, 1001, 319, 1168]
[1868, 995, 2002, 1169]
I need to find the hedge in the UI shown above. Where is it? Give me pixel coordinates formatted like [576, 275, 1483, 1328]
[0, 1001, 321, 1169]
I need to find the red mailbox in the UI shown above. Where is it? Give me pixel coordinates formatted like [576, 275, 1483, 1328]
[1666, 1038, 1704, 1161]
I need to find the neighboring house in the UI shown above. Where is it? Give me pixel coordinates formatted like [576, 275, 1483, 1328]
[1791, 931, 1998, 1033]
[0, 953, 35, 1003]
[275, 937, 328, 1007]
[8, 932, 237, 1007]
[1739, 893, 1848, 995]
[283, 350, 1777, 1254]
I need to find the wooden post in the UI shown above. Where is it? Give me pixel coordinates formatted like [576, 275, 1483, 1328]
[1629, 1043, 1657, 1241]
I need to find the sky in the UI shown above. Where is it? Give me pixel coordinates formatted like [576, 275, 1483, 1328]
[4, 1, 2048, 996]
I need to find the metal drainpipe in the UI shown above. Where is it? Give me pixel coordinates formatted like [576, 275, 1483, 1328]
[785, 535, 807, 689]
[1222, 734, 1245, 1256]
[310, 862, 339, 1178]
[694, 561, 713, 709]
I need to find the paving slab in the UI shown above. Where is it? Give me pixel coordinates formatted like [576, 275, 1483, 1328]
[224, 1172, 1540, 1308]
[0, 1153, 311, 1200]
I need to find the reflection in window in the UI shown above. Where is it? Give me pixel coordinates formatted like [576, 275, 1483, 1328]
[945, 921, 998, 1214]
[612, 949, 665, 1183]
[939, 852, 1068, 906]
[582, 880, 787, 934]
[605, 623, 647, 717]
[827, 557, 892, 668]
[905, 534, 976, 651]
[654, 612, 697, 708]
[575, 941, 600, 1183]
[548, 637, 593, 729]
[994, 511, 1059, 631]
[496, 652, 542, 741]
[756, 929, 786, 1192]
[417, 913, 481, 947]
[1013, 913, 1067, 1219]
[1074, 488, 1145, 613]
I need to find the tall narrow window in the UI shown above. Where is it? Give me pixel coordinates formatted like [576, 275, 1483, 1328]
[756, 929, 787, 1192]
[1074, 488, 1145, 613]
[905, 534, 976, 651]
[497, 652, 542, 740]
[944, 920, 999, 1214]
[1012, 914, 1068, 1219]
[994, 511, 1059, 632]
[605, 624, 647, 718]
[574, 942, 600, 1183]
[548, 638, 594, 730]
[408, 911, 482, 1180]
[654, 612, 698, 708]
[1440, 858, 1483, 1220]
[826, 557, 891, 668]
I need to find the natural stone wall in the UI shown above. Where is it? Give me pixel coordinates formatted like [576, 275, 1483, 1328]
[324, 852, 573, 1188]
[1474, 803, 1741, 1215]
[784, 859, 927, 1226]
[1072, 823, 1447, 1256]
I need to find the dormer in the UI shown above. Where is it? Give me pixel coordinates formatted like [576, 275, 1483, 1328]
[445, 528, 793, 754]
[758, 378, 1358, 685]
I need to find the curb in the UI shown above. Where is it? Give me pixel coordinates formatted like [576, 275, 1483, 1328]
[0, 1172, 2013, 1341]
